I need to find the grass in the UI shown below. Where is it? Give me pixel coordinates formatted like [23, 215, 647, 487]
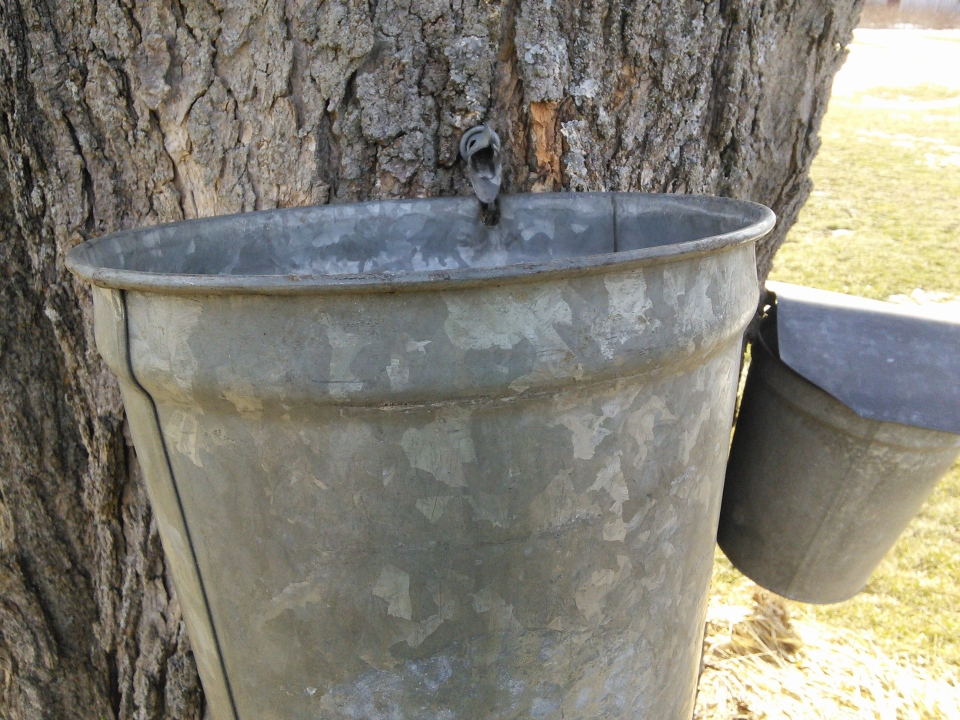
[709, 80, 960, 690]
[770, 83, 960, 301]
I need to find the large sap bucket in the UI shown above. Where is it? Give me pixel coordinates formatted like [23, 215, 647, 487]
[719, 283, 960, 604]
[67, 193, 774, 720]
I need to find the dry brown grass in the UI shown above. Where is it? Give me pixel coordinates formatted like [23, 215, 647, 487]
[695, 583, 960, 719]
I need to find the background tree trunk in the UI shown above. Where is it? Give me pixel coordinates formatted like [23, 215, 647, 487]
[0, 0, 862, 716]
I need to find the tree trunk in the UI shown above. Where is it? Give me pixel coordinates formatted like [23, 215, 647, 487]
[0, 0, 861, 717]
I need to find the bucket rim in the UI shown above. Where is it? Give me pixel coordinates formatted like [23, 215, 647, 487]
[66, 192, 775, 296]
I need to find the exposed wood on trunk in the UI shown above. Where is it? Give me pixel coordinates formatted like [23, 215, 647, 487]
[0, 0, 863, 717]
[529, 101, 561, 192]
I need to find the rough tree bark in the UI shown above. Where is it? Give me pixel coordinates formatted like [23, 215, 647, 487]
[0, 0, 862, 717]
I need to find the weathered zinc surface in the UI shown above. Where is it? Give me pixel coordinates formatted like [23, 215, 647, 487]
[72, 194, 773, 720]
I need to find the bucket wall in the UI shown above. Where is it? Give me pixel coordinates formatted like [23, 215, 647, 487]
[92, 245, 758, 720]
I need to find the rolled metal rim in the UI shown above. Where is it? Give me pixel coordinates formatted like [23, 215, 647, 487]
[65, 192, 775, 296]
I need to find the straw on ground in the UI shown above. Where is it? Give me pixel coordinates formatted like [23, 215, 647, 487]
[695, 583, 960, 719]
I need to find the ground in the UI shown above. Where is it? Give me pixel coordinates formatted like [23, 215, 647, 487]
[698, 29, 960, 718]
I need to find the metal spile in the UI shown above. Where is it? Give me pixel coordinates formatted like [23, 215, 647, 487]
[460, 124, 502, 205]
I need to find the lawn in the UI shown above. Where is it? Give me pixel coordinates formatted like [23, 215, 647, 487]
[771, 82, 960, 301]
[705, 31, 960, 709]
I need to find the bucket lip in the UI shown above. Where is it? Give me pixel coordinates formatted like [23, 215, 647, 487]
[65, 192, 775, 296]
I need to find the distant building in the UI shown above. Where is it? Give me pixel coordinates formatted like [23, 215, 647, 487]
[866, 0, 960, 10]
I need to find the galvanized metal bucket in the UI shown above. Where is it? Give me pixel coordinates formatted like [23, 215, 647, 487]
[67, 193, 774, 720]
[719, 285, 960, 604]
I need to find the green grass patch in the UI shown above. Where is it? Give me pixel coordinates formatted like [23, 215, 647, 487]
[863, 83, 960, 102]
[770, 84, 960, 300]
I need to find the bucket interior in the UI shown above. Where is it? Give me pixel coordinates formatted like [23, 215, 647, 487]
[70, 194, 771, 280]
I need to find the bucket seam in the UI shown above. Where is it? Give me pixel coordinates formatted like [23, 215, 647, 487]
[120, 290, 241, 720]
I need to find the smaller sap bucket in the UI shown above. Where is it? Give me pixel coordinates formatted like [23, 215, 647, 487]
[67, 193, 774, 720]
[719, 282, 960, 604]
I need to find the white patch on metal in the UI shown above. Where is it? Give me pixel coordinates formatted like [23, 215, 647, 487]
[405, 340, 431, 353]
[681, 402, 712, 465]
[575, 569, 616, 623]
[443, 286, 577, 393]
[551, 388, 643, 460]
[624, 396, 676, 469]
[472, 587, 521, 632]
[406, 581, 457, 648]
[472, 587, 504, 613]
[221, 387, 263, 419]
[640, 564, 666, 592]
[262, 579, 325, 624]
[663, 259, 719, 342]
[401, 408, 476, 488]
[529, 470, 602, 532]
[372, 565, 412, 620]
[602, 496, 654, 542]
[595, 275, 656, 360]
[289, 456, 327, 490]
[386, 357, 410, 390]
[587, 452, 628, 515]
[443, 287, 572, 350]
[465, 491, 510, 528]
[164, 410, 203, 467]
[216, 366, 263, 419]
[129, 297, 203, 407]
[575, 556, 632, 624]
[553, 408, 611, 460]
[321, 319, 364, 398]
[416, 495, 455, 523]
[382, 466, 395, 487]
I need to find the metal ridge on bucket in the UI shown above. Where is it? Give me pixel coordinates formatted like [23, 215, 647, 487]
[66, 193, 774, 295]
